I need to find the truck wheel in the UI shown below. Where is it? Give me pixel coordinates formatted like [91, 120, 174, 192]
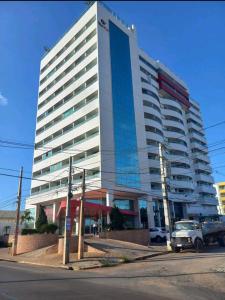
[194, 238, 204, 253]
[172, 246, 180, 253]
[218, 235, 225, 247]
[156, 236, 163, 243]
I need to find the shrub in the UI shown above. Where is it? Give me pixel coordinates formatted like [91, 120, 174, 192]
[21, 228, 38, 235]
[45, 223, 58, 234]
[38, 224, 48, 234]
[38, 223, 58, 234]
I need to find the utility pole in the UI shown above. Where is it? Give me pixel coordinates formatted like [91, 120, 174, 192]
[63, 156, 73, 265]
[12, 166, 23, 256]
[159, 143, 172, 251]
[78, 169, 86, 260]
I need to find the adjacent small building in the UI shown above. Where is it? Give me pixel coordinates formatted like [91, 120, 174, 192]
[214, 182, 225, 215]
[0, 210, 24, 236]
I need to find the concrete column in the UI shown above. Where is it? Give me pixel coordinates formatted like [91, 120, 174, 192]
[52, 202, 57, 223]
[74, 207, 79, 235]
[147, 196, 155, 228]
[34, 204, 40, 229]
[183, 203, 188, 219]
[171, 201, 175, 219]
[52, 202, 61, 235]
[134, 199, 141, 228]
[106, 191, 114, 224]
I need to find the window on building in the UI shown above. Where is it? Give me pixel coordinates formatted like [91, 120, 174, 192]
[165, 126, 185, 135]
[151, 182, 161, 190]
[143, 100, 161, 113]
[144, 112, 162, 124]
[149, 168, 160, 175]
[145, 125, 163, 137]
[162, 104, 182, 115]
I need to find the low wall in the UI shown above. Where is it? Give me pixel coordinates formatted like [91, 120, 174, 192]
[58, 236, 104, 254]
[13, 234, 58, 255]
[58, 236, 78, 254]
[99, 229, 149, 246]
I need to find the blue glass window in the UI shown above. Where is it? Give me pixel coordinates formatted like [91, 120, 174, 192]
[109, 21, 140, 188]
[114, 199, 134, 210]
[86, 199, 106, 205]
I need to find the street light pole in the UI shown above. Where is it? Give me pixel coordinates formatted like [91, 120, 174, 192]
[159, 143, 172, 251]
[78, 169, 86, 260]
[63, 157, 73, 265]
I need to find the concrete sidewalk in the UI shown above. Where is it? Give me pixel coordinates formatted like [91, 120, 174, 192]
[85, 238, 168, 260]
[0, 239, 168, 270]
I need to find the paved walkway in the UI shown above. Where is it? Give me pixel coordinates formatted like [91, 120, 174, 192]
[85, 238, 167, 260]
[0, 238, 167, 270]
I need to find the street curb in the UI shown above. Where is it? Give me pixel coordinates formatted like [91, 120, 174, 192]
[19, 261, 71, 270]
[0, 258, 18, 263]
[0, 257, 72, 270]
[133, 251, 170, 261]
[73, 251, 169, 270]
[73, 265, 103, 271]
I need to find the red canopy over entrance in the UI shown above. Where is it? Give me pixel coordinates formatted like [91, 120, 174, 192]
[57, 199, 137, 219]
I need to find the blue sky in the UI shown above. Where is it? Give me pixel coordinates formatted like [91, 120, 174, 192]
[0, 1, 225, 210]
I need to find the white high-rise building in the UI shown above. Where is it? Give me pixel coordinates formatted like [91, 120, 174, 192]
[26, 1, 218, 232]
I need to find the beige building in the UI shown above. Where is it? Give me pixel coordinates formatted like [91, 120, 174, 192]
[0, 210, 24, 236]
[214, 183, 225, 215]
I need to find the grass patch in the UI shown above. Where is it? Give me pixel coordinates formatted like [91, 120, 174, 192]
[121, 256, 132, 263]
[100, 259, 115, 267]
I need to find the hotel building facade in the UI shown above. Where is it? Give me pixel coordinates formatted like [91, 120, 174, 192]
[26, 1, 218, 232]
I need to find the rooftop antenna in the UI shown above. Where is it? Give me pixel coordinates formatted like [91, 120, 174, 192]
[43, 46, 50, 53]
[85, 1, 96, 7]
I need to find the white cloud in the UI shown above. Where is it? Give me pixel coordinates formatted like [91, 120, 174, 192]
[0, 92, 8, 106]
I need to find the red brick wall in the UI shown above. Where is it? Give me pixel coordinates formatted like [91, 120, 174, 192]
[14, 234, 58, 254]
[99, 229, 149, 245]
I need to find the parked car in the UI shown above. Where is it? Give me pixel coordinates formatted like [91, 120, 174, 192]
[150, 227, 167, 243]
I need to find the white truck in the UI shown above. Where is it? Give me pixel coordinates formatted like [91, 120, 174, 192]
[171, 220, 225, 252]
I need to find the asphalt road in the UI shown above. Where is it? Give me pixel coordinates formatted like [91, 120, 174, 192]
[0, 247, 225, 300]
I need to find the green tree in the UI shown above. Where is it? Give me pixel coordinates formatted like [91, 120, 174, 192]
[35, 206, 48, 232]
[110, 206, 124, 230]
[140, 207, 148, 229]
[20, 210, 34, 227]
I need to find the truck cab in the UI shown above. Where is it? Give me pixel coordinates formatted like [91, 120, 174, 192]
[171, 220, 204, 252]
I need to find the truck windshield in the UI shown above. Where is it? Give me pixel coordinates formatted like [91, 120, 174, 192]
[175, 222, 196, 231]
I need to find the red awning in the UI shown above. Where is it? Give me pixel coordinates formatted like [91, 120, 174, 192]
[57, 199, 137, 218]
[57, 199, 111, 218]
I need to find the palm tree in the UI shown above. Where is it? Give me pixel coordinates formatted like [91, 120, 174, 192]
[20, 210, 34, 226]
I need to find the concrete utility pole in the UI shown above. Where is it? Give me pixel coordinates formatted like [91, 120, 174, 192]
[63, 156, 73, 265]
[78, 169, 86, 260]
[159, 143, 172, 251]
[12, 166, 23, 256]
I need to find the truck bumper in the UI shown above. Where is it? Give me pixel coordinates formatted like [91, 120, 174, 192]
[171, 239, 193, 249]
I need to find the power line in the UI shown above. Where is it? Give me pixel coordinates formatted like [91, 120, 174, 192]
[1, 115, 225, 155]
[0, 167, 32, 175]
[0, 172, 52, 183]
